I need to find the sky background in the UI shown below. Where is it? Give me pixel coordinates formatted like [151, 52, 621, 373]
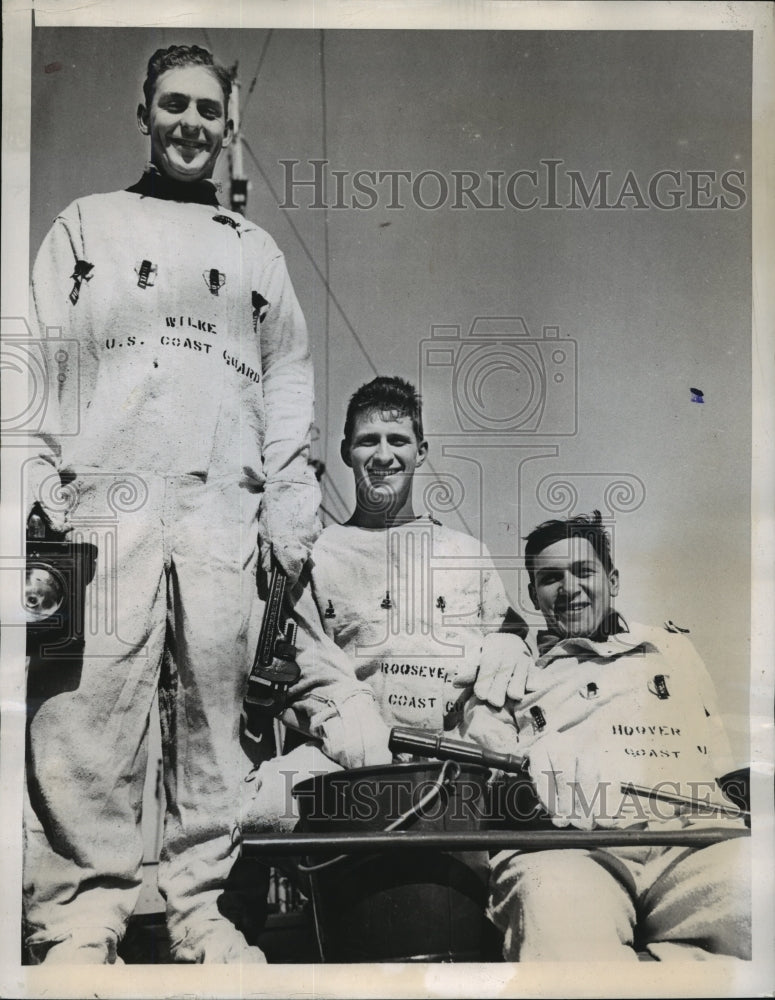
[29, 27, 752, 758]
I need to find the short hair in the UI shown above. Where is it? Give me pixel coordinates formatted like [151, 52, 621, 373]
[143, 45, 232, 108]
[343, 376, 424, 445]
[524, 510, 614, 585]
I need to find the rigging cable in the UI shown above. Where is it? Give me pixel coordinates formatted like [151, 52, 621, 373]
[320, 29, 332, 463]
[241, 41, 471, 536]
[242, 136, 378, 378]
[240, 30, 275, 119]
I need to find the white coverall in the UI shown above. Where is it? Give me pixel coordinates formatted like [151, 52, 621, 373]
[307, 517, 528, 736]
[23, 176, 359, 963]
[483, 619, 751, 961]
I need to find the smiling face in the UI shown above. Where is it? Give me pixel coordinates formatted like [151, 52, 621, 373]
[138, 65, 232, 183]
[342, 410, 428, 527]
[529, 536, 619, 640]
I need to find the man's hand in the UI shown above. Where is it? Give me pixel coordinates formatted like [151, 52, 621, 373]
[258, 480, 319, 586]
[527, 732, 620, 831]
[453, 633, 533, 709]
[458, 697, 522, 757]
[310, 689, 393, 770]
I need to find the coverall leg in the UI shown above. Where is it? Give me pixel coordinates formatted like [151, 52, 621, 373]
[639, 838, 751, 960]
[157, 474, 266, 962]
[24, 471, 268, 963]
[489, 837, 751, 962]
[24, 471, 168, 962]
[487, 849, 638, 961]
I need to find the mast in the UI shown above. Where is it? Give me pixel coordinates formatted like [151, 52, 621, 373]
[228, 62, 249, 215]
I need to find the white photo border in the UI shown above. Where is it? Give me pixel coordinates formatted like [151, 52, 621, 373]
[2, 2, 773, 998]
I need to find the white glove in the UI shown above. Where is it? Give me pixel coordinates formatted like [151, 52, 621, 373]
[24, 457, 71, 534]
[527, 731, 620, 831]
[239, 742, 343, 834]
[458, 697, 523, 757]
[310, 689, 393, 770]
[453, 632, 533, 709]
[257, 480, 320, 586]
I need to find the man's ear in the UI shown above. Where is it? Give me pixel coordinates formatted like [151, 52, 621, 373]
[609, 568, 620, 597]
[340, 439, 353, 468]
[137, 104, 150, 136]
[416, 439, 429, 467]
[221, 118, 234, 149]
[528, 581, 539, 611]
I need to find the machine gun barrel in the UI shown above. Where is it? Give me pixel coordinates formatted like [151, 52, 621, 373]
[389, 726, 527, 774]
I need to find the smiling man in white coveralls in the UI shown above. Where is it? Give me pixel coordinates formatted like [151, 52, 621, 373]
[244, 377, 534, 826]
[470, 512, 751, 961]
[23, 43, 361, 964]
[306, 376, 533, 739]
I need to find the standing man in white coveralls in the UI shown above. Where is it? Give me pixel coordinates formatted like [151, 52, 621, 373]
[23, 43, 350, 964]
[468, 512, 751, 961]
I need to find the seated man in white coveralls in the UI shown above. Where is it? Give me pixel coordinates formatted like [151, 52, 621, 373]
[470, 511, 751, 961]
[305, 375, 533, 744]
[247, 376, 532, 815]
[24, 43, 366, 964]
